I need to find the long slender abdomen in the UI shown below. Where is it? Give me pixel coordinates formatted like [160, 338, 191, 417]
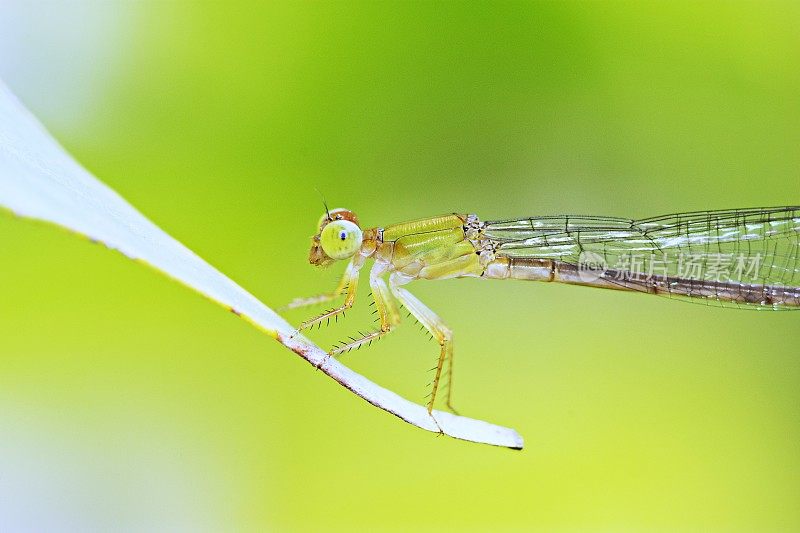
[483, 256, 800, 308]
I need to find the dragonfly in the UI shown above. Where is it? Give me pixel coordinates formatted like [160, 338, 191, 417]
[286, 206, 800, 414]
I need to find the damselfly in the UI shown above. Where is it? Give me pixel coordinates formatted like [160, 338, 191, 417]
[286, 206, 800, 414]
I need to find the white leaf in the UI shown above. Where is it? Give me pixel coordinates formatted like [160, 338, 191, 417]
[0, 80, 523, 449]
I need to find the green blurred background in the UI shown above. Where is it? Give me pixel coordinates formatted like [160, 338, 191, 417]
[1, 1, 799, 531]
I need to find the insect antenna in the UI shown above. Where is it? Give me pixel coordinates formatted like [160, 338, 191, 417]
[315, 187, 332, 222]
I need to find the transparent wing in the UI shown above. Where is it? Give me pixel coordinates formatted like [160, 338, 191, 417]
[484, 207, 800, 309]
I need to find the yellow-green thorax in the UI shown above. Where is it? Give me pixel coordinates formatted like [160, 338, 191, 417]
[372, 214, 484, 280]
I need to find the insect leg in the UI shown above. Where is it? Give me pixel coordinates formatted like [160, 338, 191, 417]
[388, 272, 454, 415]
[295, 255, 364, 332]
[330, 262, 400, 355]
[282, 259, 357, 311]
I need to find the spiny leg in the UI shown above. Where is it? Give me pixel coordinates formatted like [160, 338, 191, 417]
[293, 256, 364, 334]
[444, 347, 458, 415]
[389, 273, 454, 415]
[330, 262, 400, 356]
[281, 260, 353, 311]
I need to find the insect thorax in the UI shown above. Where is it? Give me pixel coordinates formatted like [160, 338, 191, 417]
[464, 214, 499, 268]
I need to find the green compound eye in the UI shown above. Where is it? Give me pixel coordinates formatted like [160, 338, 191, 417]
[320, 220, 363, 260]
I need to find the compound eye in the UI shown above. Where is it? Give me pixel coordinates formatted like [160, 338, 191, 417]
[320, 220, 363, 260]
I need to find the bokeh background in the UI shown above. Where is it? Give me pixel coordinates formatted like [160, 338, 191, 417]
[1, 1, 799, 531]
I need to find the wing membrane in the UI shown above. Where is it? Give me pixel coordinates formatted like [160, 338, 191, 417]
[484, 207, 800, 309]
